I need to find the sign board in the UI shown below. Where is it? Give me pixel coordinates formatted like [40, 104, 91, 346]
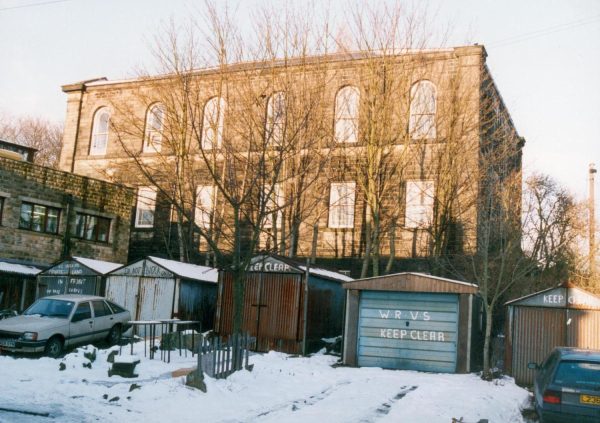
[247, 256, 303, 274]
[110, 259, 174, 278]
[511, 286, 600, 310]
[43, 260, 96, 276]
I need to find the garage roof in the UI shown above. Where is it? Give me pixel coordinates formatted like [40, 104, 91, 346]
[342, 272, 478, 294]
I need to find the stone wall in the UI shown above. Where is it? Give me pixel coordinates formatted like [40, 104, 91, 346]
[0, 157, 134, 265]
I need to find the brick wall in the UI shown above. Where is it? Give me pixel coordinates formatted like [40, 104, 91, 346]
[0, 157, 134, 265]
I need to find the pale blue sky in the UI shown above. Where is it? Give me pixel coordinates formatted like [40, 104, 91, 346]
[0, 0, 599, 197]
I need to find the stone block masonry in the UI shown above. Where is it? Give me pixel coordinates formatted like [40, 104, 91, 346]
[0, 157, 134, 265]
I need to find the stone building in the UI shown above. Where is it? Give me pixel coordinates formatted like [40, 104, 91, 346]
[57, 45, 523, 275]
[0, 155, 134, 264]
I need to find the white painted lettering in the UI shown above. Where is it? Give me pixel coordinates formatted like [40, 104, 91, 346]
[380, 329, 386, 338]
[393, 329, 399, 339]
[411, 330, 417, 340]
[430, 331, 436, 340]
[423, 331, 428, 341]
[386, 329, 392, 338]
[401, 330, 407, 339]
[423, 312, 430, 321]
[438, 332, 444, 342]
[410, 311, 419, 320]
[379, 310, 391, 319]
[395, 310, 402, 319]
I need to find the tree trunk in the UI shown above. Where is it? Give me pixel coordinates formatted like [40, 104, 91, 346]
[310, 220, 319, 264]
[372, 210, 380, 276]
[361, 206, 373, 278]
[232, 207, 244, 333]
[384, 220, 396, 274]
[177, 210, 187, 262]
[482, 310, 493, 380]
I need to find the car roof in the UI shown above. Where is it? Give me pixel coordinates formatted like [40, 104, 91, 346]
[41, 294, 106, 302]
[555, 347, 600, 362]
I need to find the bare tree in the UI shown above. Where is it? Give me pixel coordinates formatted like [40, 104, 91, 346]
[0, 110, 63, 167]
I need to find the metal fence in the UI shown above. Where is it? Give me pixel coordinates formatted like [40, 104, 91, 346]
[198, 332, 253, 379]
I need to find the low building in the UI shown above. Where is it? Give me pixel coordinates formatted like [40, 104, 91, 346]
[37, 257, 123, 299]
[0, 155, 134, 265]
[0, 138, 37, 163]
[105, 256, 219, 334]
[214, 254, 352, 354]
[342, 273, 483, 374]
[0, 258, 48, 312]
[505, 282, 600, 385]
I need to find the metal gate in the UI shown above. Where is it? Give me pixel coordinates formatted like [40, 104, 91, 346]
[357, 291, 459, 373]
[215, 272, 304, 353]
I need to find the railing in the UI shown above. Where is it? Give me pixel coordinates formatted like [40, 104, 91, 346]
[198, 331, 253, 379]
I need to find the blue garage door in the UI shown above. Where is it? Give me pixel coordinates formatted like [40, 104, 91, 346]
[357, 291, 459, 373]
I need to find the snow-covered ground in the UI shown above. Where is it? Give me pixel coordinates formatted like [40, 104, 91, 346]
[0, 342, 531, 423]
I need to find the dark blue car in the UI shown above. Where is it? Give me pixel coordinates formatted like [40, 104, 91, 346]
[529, 348, 600, 423]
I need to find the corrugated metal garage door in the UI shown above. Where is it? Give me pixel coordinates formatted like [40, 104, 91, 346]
[357, 291, 459, 373]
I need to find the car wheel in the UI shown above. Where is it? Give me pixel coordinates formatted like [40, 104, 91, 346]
[107, 325, 121, 346]
[45, 337, 63, 358]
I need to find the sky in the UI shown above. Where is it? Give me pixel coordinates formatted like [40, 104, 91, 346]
[0, 0, 599, 198]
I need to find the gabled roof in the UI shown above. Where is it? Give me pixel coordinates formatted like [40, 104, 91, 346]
[505, 281, 600, 310]
[148, 256, 218, 283]
[342, 272, 478, 294]
[247, 254, 353, 283]
[72, 257, 122, 275]
[108, 256, 218, 283]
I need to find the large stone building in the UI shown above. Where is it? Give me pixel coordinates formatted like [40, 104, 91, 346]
[58, 45, 523, 275]
[0, 156, 133, 264]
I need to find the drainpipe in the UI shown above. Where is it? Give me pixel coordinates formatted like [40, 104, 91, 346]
[61, 194, 76, 260]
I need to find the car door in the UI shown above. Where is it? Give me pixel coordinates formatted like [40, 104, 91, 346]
[91, 300, 114, 341]
[68, 301, 94, 346]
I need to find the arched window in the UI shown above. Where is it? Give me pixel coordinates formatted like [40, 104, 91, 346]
[201, 97, 226, 150]
[90, 107, 110, 155]
[334, 86, 360, 143]
[409, 81, 436, 139]
[266, 92, 285, 145]
[144, 104, 165, 152]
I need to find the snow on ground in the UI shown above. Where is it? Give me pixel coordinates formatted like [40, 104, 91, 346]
[0, 342, 530, 423]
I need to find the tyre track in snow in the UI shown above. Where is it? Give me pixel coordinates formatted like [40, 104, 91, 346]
[354, 385, 418, 423]
[215, 380, 353, 423]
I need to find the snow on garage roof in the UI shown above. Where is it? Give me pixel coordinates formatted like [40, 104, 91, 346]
[148, 256, 219, 283]
[73, 257, 123, 275]
[0, 260, 44, 276]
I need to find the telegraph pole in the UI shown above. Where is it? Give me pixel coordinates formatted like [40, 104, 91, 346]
[590, 164, 597, 277]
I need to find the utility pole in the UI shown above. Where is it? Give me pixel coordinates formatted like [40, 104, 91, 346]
[590, 164, 597, 277]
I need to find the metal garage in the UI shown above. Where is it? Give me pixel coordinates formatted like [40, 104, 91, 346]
[36, 257, 122, 299]
[505, 282, 600, 385]
[0, 258, 47, 312]
[215, 254, 351, 354]
[105, 256, 218, 333]
[343, 273, 482, 374]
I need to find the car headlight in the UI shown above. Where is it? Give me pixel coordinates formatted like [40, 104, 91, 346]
[22, 332, 38, 341]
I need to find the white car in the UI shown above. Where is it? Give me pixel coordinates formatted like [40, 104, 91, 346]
[0, 295, 131, 358]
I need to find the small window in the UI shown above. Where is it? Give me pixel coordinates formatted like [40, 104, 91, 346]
[405, 181, 434, 228]
[90, 107, 110, 155]
[553, 361, 600, 390]
[262, 184, 283, 229]
[135, 187, 157, 228]
[409, 81, 436, 139]
[328, 182, 356, 229]
[107, 301, 127, 314]
[144, 104, 165, 152]
[195, 185, 216, 229]
[74, 213, 111, 242]
[0, 197, 4, 225]
[92, 300, 113, 318]
[18, 202, 61, 234]
[72, 301, 92, 322]
[334, 86, 360, 143]
[201, 97, 225, 150]
[266, 92, 285, 145]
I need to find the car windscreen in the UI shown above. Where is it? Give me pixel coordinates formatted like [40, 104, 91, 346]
[553, 361, 600, 390]
[23, 299, 75, 318]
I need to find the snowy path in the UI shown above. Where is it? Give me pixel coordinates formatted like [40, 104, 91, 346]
[0, 345, 530, 423]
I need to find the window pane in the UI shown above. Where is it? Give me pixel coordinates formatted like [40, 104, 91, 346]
[98, 112, 109, 133]
[46, 208, 59, 233]
[97, 218, 110, 242]
[92, 301, 111, 318]
[85, 215, 97, 240]
[32, 205, 46, 232]
[19, 203, 32, 229]
[73, 302, 92, 321]
[136, 187, 157, 227]
[75, 214, 86, 238]
[554, 362, 600, 389]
